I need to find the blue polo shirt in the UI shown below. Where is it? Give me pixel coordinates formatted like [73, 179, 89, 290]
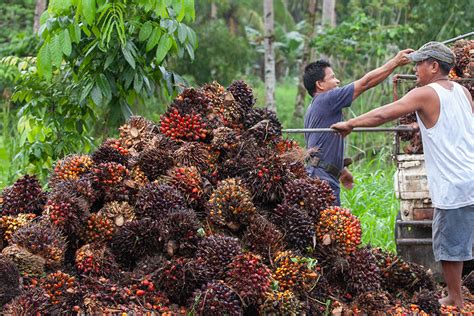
[304, 83, 354, 201]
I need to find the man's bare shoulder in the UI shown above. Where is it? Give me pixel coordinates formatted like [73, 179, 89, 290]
[402, 85, 437, 103]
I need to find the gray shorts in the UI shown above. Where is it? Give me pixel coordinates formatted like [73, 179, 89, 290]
[432, 204, 474, 262]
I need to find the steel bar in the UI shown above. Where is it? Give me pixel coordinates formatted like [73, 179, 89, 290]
[282, 125, 416, 133]
[441, 31, 474, 45]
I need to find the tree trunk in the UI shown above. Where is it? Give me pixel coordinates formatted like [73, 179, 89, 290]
[263, 0, 276, 112]
[34, 0, 47, 33]
[293, 0, 317, 121]
[322, 0, 336, 26]
[210, 1, 217, 19]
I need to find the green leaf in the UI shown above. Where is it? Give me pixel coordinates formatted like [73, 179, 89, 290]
[80, 81, 94, 102]
[49, 34, 63, 67]
[61, 29, 72, 56]
[175, 0, 185, 22]
[185, 25, 197, 47]
[97, 74, 112, 102]
[183, 0, 195, 21]
[177, 23, 186, 43]
[155, 34, 172, 64]
[37, 42, 52, 80]
[185, 42, 194, 60]
[133, 72, 144, 93]
[90, 84, 103, 105]
[49, 0, 73, 15]
[139, 21, 153, 42]
[146, 28, 161, 52]
[122, 45, 136, 69]
[82, 0, 97, 25]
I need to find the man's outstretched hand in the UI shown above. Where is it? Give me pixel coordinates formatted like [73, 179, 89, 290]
[331, 121, 353, 137]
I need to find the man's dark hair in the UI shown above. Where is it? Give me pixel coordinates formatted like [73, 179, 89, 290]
[303, 60, 331, 97]
[425, 58, 452, 75]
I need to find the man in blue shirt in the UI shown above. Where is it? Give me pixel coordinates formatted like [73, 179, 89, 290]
[304, 49, 413, 204]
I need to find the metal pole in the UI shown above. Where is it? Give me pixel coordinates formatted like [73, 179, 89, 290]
[283, 125, 416, 133]
[442, 31, 474, 45]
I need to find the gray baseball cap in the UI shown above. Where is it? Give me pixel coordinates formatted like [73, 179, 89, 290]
[407, 41, 455, 65]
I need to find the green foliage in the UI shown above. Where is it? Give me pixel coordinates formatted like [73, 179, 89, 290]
[36, 0, 197, 127]
[170, 19, 254, 86]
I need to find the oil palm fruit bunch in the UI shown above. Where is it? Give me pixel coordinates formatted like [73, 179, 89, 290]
[158, 208, 201, 257]
[312, 242, 349, 294]
[40, 271, 81, 312]
[220, 91, 245, 128]
[272, 203, 316, 252]
[129, 165, 149, 187]
[284, 177, 336, 220]
[3, 288, 49, 314]
[189, 280, 243, 316]
[92, 162, 128, 186]
[136, 147, 174, 181]
[49, 154, 93, 186]
[316, 206, 361, 256]
[119, 116, 159, 153]
[207, 178, 256, 231]
[1, 175, 45, 216]
[195, 234, 242, 279]
[75, 243, 118, 277]
[272, 250, 319, 295]
[45, 191, 90, 236]
[51, 176, 97, 208]
[81, 213, 115, 244]
[1, 244, 46, 276]
[260, 290, 304, 315]
[245, 154, 290, 204]
[168, 166, 204, 204]
[452, 40, 473, 77]
[172, 88, 215, 115]
[174, 142, 212, 173]
[155, 256, 201, 305]
[159, 108, 209, 142]
[123, 276, 170, 312]
[134, 183, 185, 220]
[227, 80, 256, 111]
[345, 247, 382, 296]
[109, 218, 161, 267]
[98, 201, 135, 227]
[352, 291, 391, 314]
[371, 247, 417, 293]
[0, 254, 20, 306]
[225, 252, 273, 305]
[411, 289, 440, 315]
[276, 139, 308, 179]
[92, 138, 129, 166]
[211, 126, 239, 154]
[11, 218, 66, 269]
[0, 213, 36, 242]
[406, 261, 436, 293]
[202, 81, 226, 98]
[242, 214, 285, 263]
[243, 108, 282, 144]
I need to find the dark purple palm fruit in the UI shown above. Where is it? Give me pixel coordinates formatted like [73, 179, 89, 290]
[136, 147, 174, 181]
[272, 203, 316, 252]
[189, 280, 243, 316]
[276, 139, 308, 179]
[1, 175, 46, 216]
[172, 87, 215, 115]
[227, 80, 256, 111]
[134, 183, 186, 220]
[3, 287, 49, 314]
[51, 176, 97, 207]
[243, 108, 282, 144]
[346, 246, 383, 296]
[0, 254, 20, 306]
[168, 166, 204, 205]
[406, 261, 437, 293]
[352, 291, 392, 314]
[155, 256, 201, 305]
[242, 214, 285, 263]
[119, 116, 159, 154]
[411, 289, 440, 315]
[195, 234, 242, 280]
[1, 244, 46, 276]
[207, 178, 256, 232]
[44, 190, 90, 237]
[284, 177, 336, 220]
[92, 138, 129, 166]
[12, 217, 67, 270]
[109, 218, 161, 268]
[225, 252, 272, 306]
[312, 242, 349, 293]
[158, 208, 201, 257]
[211, 126, 239, 154]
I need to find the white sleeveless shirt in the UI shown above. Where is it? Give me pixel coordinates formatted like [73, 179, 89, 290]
[415, 82, 474, 209]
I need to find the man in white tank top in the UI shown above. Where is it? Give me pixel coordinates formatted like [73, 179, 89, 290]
[331, 41, 474, 308]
